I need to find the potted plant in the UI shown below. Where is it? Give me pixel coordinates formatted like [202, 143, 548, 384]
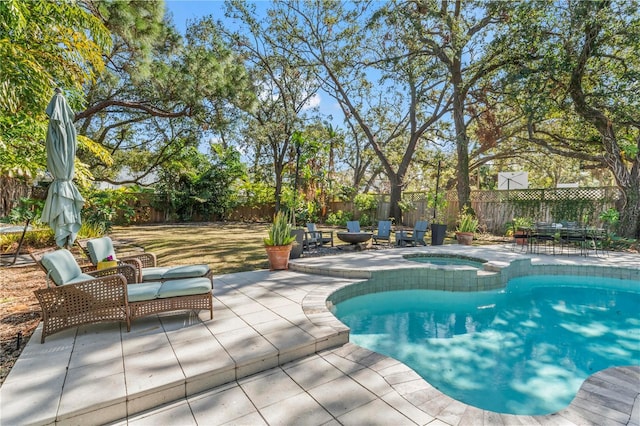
[264, 211, 297, 270]
[455, 209, 478, 245]
[510, 217, 532, 245]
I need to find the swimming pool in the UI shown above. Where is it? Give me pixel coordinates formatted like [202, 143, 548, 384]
[333, 275, 640, 415]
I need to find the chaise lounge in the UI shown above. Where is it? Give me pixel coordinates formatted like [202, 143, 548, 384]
[79, 236, 211, 283]
[32, 249, 213, 343]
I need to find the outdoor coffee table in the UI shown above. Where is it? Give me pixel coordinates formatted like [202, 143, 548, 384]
[337, 231, 373, 250]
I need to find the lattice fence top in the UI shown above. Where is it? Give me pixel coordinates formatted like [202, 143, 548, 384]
[468, 187, 620, 203]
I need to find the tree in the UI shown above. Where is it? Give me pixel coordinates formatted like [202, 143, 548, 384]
[387, 0, 524, 214]
[0, 0, 110, 178]
[75, 2, 254, 187]
[505, 0, 640, 238]
[154, 144, 246, 221]
[267, 1, 451, 224]
[225, 0, 322, 212]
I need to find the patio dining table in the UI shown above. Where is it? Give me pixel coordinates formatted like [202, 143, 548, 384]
[524, 224, 607, 256]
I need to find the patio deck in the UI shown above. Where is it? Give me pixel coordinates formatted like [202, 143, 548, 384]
[1, 245, 638, 425]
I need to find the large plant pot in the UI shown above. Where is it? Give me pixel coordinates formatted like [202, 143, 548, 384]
[265, 244, 293, 270]
[289, 229, 304, 259]
[430, 224, 447, 246]
[456, 231, 474, 245]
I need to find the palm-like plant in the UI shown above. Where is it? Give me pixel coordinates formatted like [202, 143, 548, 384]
[264, 211, 297, 246]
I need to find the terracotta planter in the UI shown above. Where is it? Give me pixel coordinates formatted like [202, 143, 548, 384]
[265, 244, 293, 270]
[456, 232, 474, 245]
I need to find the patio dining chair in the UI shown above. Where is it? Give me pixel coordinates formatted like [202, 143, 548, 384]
[530, 223, 557, 254]
[559, 227, 587, 256]
[372, 220, 392, 246]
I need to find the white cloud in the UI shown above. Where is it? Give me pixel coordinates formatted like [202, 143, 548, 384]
[303, 93, 321, 110]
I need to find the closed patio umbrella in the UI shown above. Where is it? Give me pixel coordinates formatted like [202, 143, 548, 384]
[41, 88, 84, 248]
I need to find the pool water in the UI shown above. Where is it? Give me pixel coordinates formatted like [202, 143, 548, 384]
[334, 275, 640, 415]
[408, 255, 485, 268]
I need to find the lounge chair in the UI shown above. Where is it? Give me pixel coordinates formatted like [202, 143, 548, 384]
[346, 221, 361, 233]
[79, 236, 211, 283]
[31, 248, 213, 343]
[372, 220, 392, 246]
[304, 223, 334, 249]
[397, 220, 428, 246]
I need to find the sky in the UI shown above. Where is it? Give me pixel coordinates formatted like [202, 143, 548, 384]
[164, 0, 341, 126]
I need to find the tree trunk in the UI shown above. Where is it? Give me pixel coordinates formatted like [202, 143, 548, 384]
[388, 175, 403, 225]
[452, 90, 471, 212]
[618, 183, 640, 239]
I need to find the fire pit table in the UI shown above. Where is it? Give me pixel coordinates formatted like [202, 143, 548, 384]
[337, 231, 373, 250]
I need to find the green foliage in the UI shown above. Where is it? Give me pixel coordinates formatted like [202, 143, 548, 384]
[153, 145, 246, 221]
[263, 211, 296, 246]
[599, 208, 619, 231]
[397, 199, 416, 212]
[325, 210, 353, 226]
[456, 209, 479, 234]
[505, 217, 533, 236]
[359, 213, 372, 227]
[78, 222, 107, 239]
[353, 193, 377, 212]
[3, 197, 44, 225]
[0, 228, 54, 252]
[0, 0, 110, 179]
[82, 188, 138, 234]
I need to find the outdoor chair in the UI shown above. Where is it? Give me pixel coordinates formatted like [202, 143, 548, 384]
[559, 226, 587, 256]
[346, 221, 361, 232]
[31, 248, 213, 343]
[372, 220, 392, 246]
[79, 237, 211, 283]
[304, 223, 334, 249]
[511, 224, 530, 253]
[397, 220, 428, 246]
[585, 228, 609, 257]
[530, 222, 557, 254]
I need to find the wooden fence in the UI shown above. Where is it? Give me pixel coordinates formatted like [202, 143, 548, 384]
[0, 177, 621, 236]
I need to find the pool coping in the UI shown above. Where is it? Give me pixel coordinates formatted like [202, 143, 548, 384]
[294, 244, 640, 424]
[1, 244, 638, 425]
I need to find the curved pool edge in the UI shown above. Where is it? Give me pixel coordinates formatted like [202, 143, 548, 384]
[295, 245, 640, 423]
[301, 281, 640, 425]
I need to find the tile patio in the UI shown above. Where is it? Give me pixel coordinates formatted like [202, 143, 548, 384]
[1, 245, 638, 425]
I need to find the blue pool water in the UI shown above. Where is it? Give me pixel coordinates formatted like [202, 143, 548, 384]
[334, 275, 640, 415]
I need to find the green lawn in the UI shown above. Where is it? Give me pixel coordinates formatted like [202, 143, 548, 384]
[109, 222, 507, 275]
[111, 223, 272, 274]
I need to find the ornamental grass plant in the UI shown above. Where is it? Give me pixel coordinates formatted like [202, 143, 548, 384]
[264, 211, 297, 246]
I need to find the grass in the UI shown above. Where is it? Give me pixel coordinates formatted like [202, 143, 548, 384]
[110, 222, 273, 274]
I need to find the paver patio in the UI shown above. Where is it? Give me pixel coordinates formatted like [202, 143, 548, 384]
[1, 245, 638, 425]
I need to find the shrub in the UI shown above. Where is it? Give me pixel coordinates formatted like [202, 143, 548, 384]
[326, 210, 353, 226]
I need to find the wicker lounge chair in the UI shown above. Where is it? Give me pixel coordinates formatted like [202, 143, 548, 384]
[32, 249, 213, 343]
[79, 237, 211, 283]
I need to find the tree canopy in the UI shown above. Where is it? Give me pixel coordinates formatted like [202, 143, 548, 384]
[1, 0, 638, 238]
